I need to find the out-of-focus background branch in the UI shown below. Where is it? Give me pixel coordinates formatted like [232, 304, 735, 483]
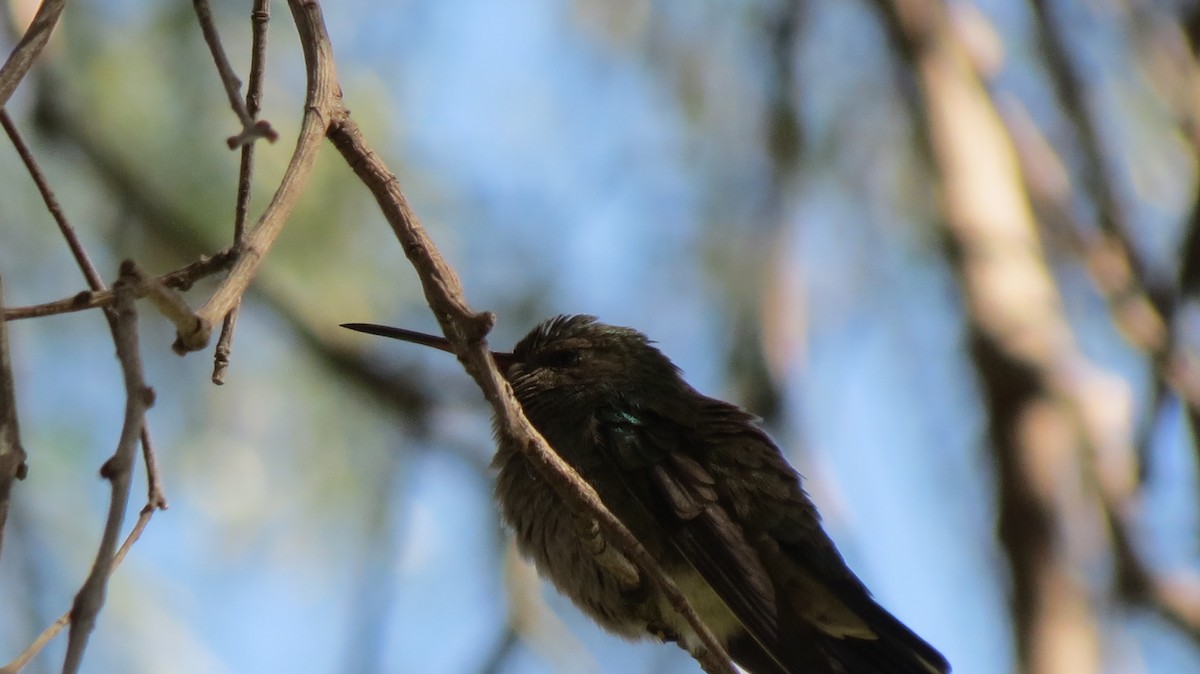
[2, 0, 1200, 673]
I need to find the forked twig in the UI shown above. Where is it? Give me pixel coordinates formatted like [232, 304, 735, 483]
[213, 0, 273, 384]
[173, 0, 341, 354]
[2, 249, 237, 322]
[191, 0, 278, 147]
[61, 263, 154, 674]
[0, 504, 160, 674]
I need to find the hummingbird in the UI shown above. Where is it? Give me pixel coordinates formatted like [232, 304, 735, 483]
[343, 315, 950, 674]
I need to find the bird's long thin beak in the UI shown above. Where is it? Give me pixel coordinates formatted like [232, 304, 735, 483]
[341, 322, 516, 370]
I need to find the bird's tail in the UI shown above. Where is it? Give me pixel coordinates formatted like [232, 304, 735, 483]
[728, 598, 949, 674]
[818, 599, 950, 674]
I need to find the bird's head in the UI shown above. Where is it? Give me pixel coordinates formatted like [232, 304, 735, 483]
[342, 314, 683, 408]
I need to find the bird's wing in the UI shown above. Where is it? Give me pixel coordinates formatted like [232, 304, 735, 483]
[595, 404, 794, 670]
[597, 399, 950, 674]
[695, 397, 951, 674]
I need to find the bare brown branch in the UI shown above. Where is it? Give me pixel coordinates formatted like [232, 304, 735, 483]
[61, 262, 154, 674]
[0, 264, 168, 670]
[0, 273, 29, 563]
[174, 0, 342, 354]
[138, 428, 167, 511]
[213, 0, 273, 384]
[2, 248, 237, 322]
[9, 0, 435, 426]
[1, 44, 177, 667]
[0, 109, 105, 293]
[0, 503, 160, 674]
[190, 0, 278, 147]
[0, 0, 67, 106]
[0, 122, 432, 434]
[120, 262, 204, 355]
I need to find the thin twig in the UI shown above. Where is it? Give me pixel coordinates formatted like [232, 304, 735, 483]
[0, 324, 166, 670]
[61, 262, 154, 674]
[0, 0, 67, 106]
[0, 503, 159, 674]
[0, 129, 432, 434]
[138, 428, 168, 510]
[211, 303, 241, 382]
[13, 84, 437, 448]
[10, 47, 292, 357]
[1, 107, 204, 371]
[213, 0, 272, 384]
[0, 109, 105, 293]
[4, 69, 173, 671]
[6, 76, 174, 495]
[190, 0, 278, 147]
[120, 263, 206, 356]
[0, 273, 29, 563]
[2, 248, 238, 322]
[174, 0, 342, 354]
[232, 0, 271, 239]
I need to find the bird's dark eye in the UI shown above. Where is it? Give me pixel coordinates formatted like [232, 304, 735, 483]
[540, 349, 581, 368]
